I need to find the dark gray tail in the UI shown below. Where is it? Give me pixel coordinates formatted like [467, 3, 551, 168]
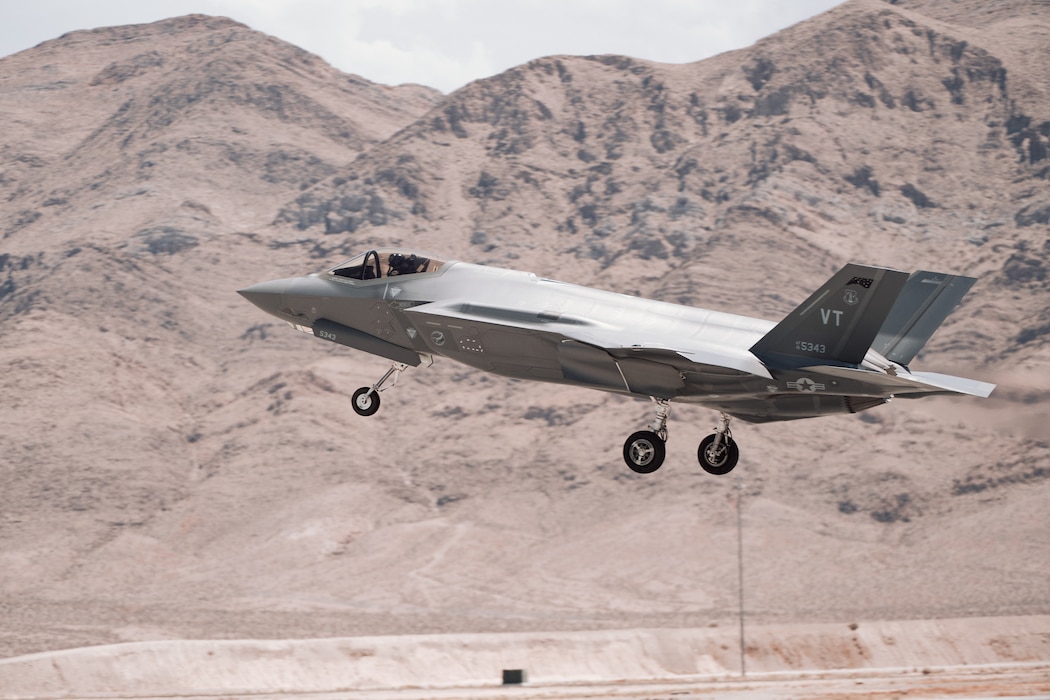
[750, 264, 909, 369]
[871, 271, 976, 366]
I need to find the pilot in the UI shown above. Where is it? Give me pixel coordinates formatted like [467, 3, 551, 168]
[388, 253, 424, 276]
[387, 253, 407, 276]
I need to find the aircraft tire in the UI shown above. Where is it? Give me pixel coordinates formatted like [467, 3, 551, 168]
[623, 430, 665, 474]
[352, 387, 380, 416]
[698, 433, 738, 475]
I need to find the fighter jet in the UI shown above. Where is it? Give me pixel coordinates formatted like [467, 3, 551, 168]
[239, 248, 994, 475]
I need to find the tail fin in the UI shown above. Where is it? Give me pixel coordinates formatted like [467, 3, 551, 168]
[871, 271, 976, 366]
[750, 264, 909, 369]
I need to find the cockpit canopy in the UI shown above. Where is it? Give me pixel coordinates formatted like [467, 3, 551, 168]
[326, 248, 447, 282]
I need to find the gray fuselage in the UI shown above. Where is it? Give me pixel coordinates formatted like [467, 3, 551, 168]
[243, 254, 899, 422]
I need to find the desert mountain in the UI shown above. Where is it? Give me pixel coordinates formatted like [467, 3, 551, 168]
[0, 1, 1047, 658]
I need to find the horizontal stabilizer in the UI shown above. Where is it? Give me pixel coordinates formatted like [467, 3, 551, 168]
[804, 365, 995, 398]
[872, 271, 976, 365]
[750, 264, 909, 368]
[904, 371, 996, 398]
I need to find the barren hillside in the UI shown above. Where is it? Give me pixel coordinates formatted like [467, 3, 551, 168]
[0, 0, 1047, 659]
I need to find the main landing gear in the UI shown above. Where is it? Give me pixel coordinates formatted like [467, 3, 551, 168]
[622, 399, 670, 475]
[621, 402, 740, 475]
[351, 362, 408, 416]
[697, 412, 739, 476]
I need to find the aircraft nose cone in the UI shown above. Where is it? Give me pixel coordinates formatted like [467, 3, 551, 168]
[237, 279, 289, 317]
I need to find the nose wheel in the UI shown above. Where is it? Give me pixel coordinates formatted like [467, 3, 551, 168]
[351, 362, 407, 417]
[351, 387, 381, 416]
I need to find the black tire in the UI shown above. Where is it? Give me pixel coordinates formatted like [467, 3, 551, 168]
[352, 387, 380, 416]
[698, 433, 739, 475]
[623, 430, 666, 474]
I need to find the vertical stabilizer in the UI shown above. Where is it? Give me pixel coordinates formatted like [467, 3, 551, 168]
[871, 271, 976, 365]
[750, 264, 909, 368]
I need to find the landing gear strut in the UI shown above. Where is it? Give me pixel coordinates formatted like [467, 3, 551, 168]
[698, 412, 739, 475]
[622, 399, 670, 474]
[351, 362, 408, 416]
[622, 404, 741, 475]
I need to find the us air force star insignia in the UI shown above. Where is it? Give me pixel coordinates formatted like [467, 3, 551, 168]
[843, 289, 859, 305]
[787, 378, 825, 393]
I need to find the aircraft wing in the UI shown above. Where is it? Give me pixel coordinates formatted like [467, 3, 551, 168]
[412, 302, 769, 371]
[407, 302, 771, 399]
[556, 341, 773, 397]
[603, 346, 772, 378]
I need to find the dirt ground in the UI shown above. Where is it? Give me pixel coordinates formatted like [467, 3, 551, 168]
[34, 665, 1048, 700]
[2, 618, 1048, 700]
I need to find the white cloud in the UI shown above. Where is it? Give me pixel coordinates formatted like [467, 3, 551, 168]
[0, 0, 843, 93]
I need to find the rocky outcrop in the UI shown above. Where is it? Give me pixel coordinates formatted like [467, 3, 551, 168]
[0, 1, 1047, 659]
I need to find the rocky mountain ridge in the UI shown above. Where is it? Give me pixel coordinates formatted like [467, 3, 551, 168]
[0, 0, 1047, 658]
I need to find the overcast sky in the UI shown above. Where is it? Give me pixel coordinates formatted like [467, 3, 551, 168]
[2, 0, 842, 94]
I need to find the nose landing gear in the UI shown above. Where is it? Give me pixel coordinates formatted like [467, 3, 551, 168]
[351, 362, 408, 416]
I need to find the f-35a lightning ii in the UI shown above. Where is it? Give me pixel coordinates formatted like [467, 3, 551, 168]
[240, 248, 994, 475]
